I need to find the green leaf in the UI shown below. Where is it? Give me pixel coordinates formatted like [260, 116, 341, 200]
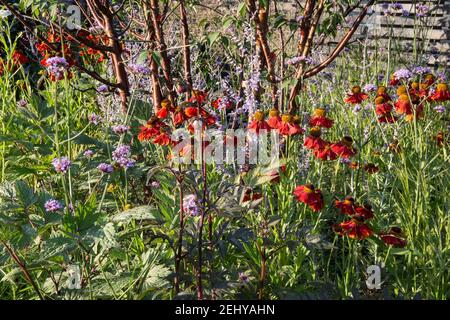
[152, 51, 162, 69]
[111, 206, 163, 224]
[15, 180, 37, 209]
[237, 2, 247, 17]
[207, 32, 220, 46]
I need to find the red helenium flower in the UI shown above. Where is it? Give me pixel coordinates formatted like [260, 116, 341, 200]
[309, 107, 333, 128]
[313, 144, 337, 161]
[267, 108, 282, 129]
[331, 137, 356, 158]
[248, 110, 271, 134]
[430, 83, 450, 102]
[334, 219, 373, 240]
[278, 114, 304, 136]
[304, 127, 327, 150]
[344, 86, 368, 104]
[334, 196, 357, 215]
[293, 184, 324, 212]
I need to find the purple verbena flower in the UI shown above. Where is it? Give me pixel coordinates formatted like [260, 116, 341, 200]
[363, 84, 377, 92]
[129, 63, 150, 75]
[393, 68, 413, 81]
[83, 149, 94, 158]
[416, 4, 429, 17]
[238, 272, 250, 284]
[391, 3, 403, 11]
[98, 84, 108, 93]
[97, 163, 114, 173]
[112, 124, 130, 135]
[112, 145, 135, 169]
[45, 56, 69, 80]
[183, 194, 199, 217]
[353, 104, 362, 114]
[433, 105, 446, 113]
[286, 56, 313, 66]
[44, 199, 63, 212]
[88, 113, 102, 125]
[52, 157, 71, 174]
[412, 66, 431, 75]
[436, 72, 446, 82]
[17, 99, 27, 107]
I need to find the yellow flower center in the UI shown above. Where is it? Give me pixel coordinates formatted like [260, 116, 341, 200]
[437, 83, 448, 92]
[351, 86, 361, 94]
[342, 136, 353, 147]
[374, 96, 385, 105]
[377, 86, 387, 95]
[411, 82, 419, 89]
[397, 86, 407, 95]
[425, 74, 434, 81]
[282, 114, 293, 123]
[161, 99, 171, 109]
[310, 126, 321, 137]
[419, 83, 428, 90]
[399, 94, 410, 102]
[253, 110, 265, 121]
[343, 199, 353, 205]
[269, 108, 279, 117]
[314, 108, 326, 117]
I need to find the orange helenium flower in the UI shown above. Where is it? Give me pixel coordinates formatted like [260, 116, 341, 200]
[430, 83, 450, 102]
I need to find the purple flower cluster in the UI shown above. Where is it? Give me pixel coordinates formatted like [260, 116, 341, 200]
[44, 199, 63, 212]
[97, 163, 114, 173]
[84, 149, 94, 158]
[436, 72, 446, 82]
[52, 157, 71, 174]
[393, 68, 413, 81]
[412, 66, 431, 75]
[238, 272, 250, 284]
[45, 56, 69, 80]
[416, 4, 429, 17]
[112, 124, 130, 135]
[433, 105, 446, 113]
[129, 63, 151, 75]
[150, 181, 160, 188]
[352, 104, 362, 114]
[88, 113, 102, 125]
[391, 3, 403, 11]
[286, 56, 313, 66]
[112, 145, 135, 168]
[17, 99, 27, 107]
[183, 194, 199, 217]
[97, 85, 108, 93]
[363, 84, 377, 92]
